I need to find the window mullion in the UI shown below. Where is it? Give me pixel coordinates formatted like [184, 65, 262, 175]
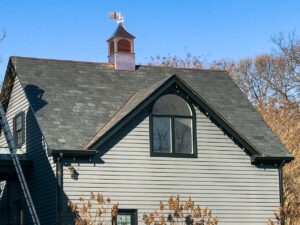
[151, 94, 197, 158]
[171, 116, 175, 154]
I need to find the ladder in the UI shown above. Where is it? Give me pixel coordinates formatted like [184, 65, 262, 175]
[0, 103, 40, 225]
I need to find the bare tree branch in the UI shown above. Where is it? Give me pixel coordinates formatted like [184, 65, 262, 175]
[0, 30, 6, 42]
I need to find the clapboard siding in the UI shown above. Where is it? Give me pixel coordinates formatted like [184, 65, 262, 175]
[23, 89, 57, 224]
[0, 77, 28, 151]
[62, 108, 280, 225]
[0, 76, 57, 224]
[0, 77, 30, 224]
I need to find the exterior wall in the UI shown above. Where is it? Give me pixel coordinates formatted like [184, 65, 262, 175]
[5, 181, 24, 225]
[0, 181, 26, 224]
[108, 52, 135, 71]
[62, 107, 280, 225]
[0, 77, 28, 152]
[0, 181, 8, 225]
[0, 76, 57, 224]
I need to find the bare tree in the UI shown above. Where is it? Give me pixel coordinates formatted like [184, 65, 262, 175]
[148, 54, 205, 69]
[143, 195, 218, 225]
[271, 32, 300, 102]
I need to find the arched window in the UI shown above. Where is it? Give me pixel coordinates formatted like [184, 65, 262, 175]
[150, 94, 196, 157]
[117, 39, 131, 53]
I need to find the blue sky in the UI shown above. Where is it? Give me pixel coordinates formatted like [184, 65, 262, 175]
[0, 0, 299, 79]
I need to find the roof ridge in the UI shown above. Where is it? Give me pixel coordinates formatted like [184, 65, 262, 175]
[10, 56, 113, 66]
[140, 64, 227, 73]
[9, 56, 227, 73]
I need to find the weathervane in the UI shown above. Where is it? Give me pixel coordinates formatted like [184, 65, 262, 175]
[109, 12, 124, 24]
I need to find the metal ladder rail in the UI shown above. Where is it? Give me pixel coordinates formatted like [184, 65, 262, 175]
[0, 103, 40, 225]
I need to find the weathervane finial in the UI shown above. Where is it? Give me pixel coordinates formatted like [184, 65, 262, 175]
[109, 12, 124, 24]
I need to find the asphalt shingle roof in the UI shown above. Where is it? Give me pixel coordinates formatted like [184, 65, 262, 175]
[85, 75, 173, 148]
[8, 56, 291, 158]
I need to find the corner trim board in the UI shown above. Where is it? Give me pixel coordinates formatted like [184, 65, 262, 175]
[56, 153, 63, 225]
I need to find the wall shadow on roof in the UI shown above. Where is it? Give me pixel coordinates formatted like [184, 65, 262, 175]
[24, 85, 47, 113]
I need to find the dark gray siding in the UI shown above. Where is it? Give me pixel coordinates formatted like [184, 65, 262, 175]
[0, 76, 57, 224]
[62, 108, 280, 225]
[0, 181, 8, 225]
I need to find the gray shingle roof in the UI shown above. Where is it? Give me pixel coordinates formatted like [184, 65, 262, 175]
[85, 75, 173, 148]
[8, 56, 292, 159]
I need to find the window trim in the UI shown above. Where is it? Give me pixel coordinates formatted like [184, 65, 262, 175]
[115, 209, 137, 225]
[150, 94, 197, 158]
[13, 111, 25, 148]
[18, 207, 24, 225]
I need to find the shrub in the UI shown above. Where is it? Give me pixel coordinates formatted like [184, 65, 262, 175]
[143, 195, 218, 225]
[67, 192, 118, 225]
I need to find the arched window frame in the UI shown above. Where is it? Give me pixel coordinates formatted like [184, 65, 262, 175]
[150, 93, 197, 158]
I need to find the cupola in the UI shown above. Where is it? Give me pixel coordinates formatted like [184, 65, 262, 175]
[107, 19, 135, 71]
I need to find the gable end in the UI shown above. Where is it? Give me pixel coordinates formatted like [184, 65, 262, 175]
[85, 75, 292, 163]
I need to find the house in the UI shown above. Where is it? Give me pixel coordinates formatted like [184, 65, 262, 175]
[0, 22, 293, 225]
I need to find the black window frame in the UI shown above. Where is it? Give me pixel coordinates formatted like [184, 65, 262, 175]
[115, 209, 137, 225]
[150, 93, 197, 158]
[13, 111, 25, 148]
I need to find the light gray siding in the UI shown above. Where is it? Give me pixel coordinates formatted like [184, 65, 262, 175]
[0, 76, 57, 224]
[63, 108, 280, 225]
[0, 76, 28, 152]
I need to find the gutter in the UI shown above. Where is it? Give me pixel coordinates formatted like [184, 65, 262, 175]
[251, 155, 294, 164]
[51, 149, 97, 159]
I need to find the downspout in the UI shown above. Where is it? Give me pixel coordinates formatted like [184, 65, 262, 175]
[56, 153, 63, 225]
[279, 160, 286, 225]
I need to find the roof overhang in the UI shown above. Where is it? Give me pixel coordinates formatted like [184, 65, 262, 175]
[251, 155, 294, 165]
[51, 149, 97, 161]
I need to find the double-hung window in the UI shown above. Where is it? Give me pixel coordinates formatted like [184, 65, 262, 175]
[13, 112, 25, 148]
[150, 94, 196, 157]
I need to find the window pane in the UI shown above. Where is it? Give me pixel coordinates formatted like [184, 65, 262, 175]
[174, 118, 193, 154]
[117, 215, 131, 225]
[125, 215, 131, 223]
[152, 94, 192, 116]
[152, 117, 171, 153]
[17, 131, 23, 146]
[16, 115, 22, 131]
